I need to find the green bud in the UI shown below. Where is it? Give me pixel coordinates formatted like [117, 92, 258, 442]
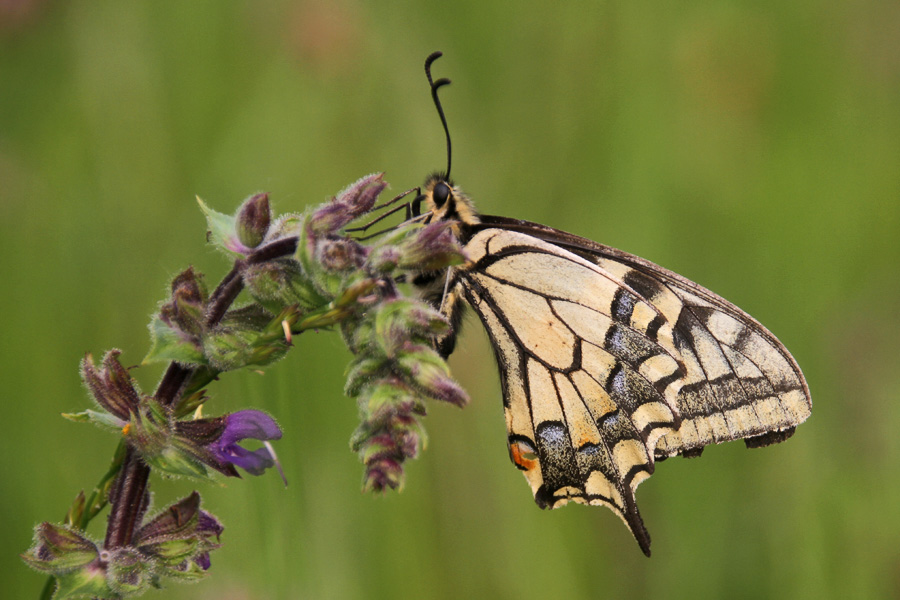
[372, 299, 449, 357]
[105, 547, 151, 595]
[243, 260, 328, 313]
[159, 558, 208, 581]
[202, 307, 291, 372]
[21, 523, 98, 573]
[344, 356, 388, 397]
[361, 381, 420, 425]
[396, 344, 469, 407]
[62, 409, 128, 433]
[52, 568, 112, 599]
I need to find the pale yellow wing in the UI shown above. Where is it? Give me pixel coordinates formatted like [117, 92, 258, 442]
[455, 222, 811, 556]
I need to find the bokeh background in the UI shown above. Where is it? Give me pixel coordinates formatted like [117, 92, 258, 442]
[2, 1, 898, 598]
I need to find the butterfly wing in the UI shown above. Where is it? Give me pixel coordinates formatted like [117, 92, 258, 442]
[454, 218, 811, 555]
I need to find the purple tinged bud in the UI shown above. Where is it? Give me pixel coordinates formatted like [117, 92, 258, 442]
[396, 344, 469, 407]
[133, 492, 223, 571]
[308, 173, 386, 234]
[159, 267, 208, 338]
[406, 304, 449, 335]
[372, 300, 450, 356]
[397, 429, 420, 459]
[80, 350, 141, 421]
[21, 522, 101, 585]
[396, 222, 467, 271]
[34, 523, 97, 563]
[315, 237, 367, 272]
[194, 552, 212, 571]
[421, 375, 469, 408]
[236, 192, 271, 248]
[334, 173, 385, 218]
[368, 245, 402, 273]
[306, 202, 351, 236]
[197, 510, 224, 541]
[135, 492, 201, 544]
[105, 547, 148, 592]
[363, 457, 404, 492]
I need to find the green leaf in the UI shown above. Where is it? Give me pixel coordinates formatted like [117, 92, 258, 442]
[144, 316, 207, 367]
[51, 569, 114, 600]
[196, 196, 245, 257]
[62, 409, 125, 432]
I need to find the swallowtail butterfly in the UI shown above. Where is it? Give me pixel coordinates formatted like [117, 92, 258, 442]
[407, 52, 811, 556]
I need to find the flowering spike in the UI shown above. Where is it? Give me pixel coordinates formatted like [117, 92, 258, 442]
[25, 174, 475, 597]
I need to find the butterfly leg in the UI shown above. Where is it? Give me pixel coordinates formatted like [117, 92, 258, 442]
[345, 187, 420, 234]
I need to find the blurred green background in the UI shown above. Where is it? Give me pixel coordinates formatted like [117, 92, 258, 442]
[2, 1, 898, 598]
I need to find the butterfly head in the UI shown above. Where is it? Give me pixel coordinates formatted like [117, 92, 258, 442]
[418, 173, 480, 229]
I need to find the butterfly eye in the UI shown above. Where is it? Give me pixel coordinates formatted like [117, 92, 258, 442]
[432, 181, 451, 208]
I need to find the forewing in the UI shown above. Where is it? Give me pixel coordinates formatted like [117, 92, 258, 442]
[474, 216, 812, 461]
[458, 228, 690, 555]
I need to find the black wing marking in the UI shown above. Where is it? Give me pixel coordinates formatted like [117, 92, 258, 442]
[453, 221, 810, 556]
[473, 216, 811, 457]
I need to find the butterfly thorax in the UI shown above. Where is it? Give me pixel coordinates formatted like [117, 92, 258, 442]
[408, 175, 482, 357]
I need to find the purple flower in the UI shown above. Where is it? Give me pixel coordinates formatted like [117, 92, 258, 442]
[210, 410, 282, 475]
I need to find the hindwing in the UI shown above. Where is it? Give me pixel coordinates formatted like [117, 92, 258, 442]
[453, 221, 811, 556]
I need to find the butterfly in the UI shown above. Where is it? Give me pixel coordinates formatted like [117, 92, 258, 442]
[406, 52, 811, 556]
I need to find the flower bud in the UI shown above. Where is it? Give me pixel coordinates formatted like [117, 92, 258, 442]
[367, 245, 401, 273]
[344, 356, 388, 397]
[372, 299, 450, 357]
[363, 456, 404, 492]
[396, 344, 469, 407]
[308, 173, 386, 234]
[236, 192, 271, 248]
[243, 259, 328, 313]
[23, 523, 98, 571]
[315, 237, 367, 272]
[395, 221, 467, 271]
[105, 547, 150, 594]
[159, 267, 208, 339]
[81, 350, 141, 421]
[134, 493, 222, 572]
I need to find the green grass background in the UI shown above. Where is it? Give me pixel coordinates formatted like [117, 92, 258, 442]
[2, 1, 898, 598]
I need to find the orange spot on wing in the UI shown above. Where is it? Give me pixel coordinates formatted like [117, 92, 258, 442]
[509, 441, 538, 471]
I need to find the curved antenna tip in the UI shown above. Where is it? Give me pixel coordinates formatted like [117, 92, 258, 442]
[425, 51, 443, 69]
[423, 52, 453, 179]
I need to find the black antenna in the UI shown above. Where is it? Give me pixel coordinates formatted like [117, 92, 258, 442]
[425, 51, 452, 179]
